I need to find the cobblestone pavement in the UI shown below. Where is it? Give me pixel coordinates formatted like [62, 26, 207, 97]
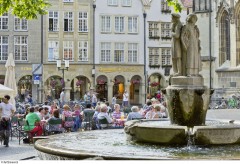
[0, 109, 240, 160]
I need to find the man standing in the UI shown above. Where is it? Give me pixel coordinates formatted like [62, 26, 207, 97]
[122, 90, 129, 108]
[60, 89, 66, 107]
[171, 13, 183, 76]
[0, 95, 15, 147]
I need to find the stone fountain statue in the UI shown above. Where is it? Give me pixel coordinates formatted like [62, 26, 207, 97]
[164, 13, 210, 127]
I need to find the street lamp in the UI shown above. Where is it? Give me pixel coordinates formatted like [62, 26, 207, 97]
[56, 58, 69, 87]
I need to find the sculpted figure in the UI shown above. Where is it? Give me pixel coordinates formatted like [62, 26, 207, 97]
[181, 14, 202, 76]
[171, 13, 183, 76]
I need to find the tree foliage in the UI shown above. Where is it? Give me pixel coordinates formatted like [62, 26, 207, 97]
[166, 0, 183, 13]
[0, 0, 50, 19]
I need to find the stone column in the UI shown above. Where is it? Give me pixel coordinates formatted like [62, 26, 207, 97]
[139, 83, 146, 105]
[107, 83, 113, 103]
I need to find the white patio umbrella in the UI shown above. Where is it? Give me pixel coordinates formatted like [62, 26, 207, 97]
[4, 53, 17, 109]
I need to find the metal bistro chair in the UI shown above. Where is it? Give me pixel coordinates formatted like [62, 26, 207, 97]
[46, 119, 64, 135]
[64, 117, 74, 132]
[10, 116, 19, 140]
[83, 111, 95, 130]
[98, 118, 110, 129]
[17, 118, 31, 145]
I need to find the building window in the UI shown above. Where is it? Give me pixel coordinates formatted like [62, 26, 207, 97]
[193, 0, 210, 12]
[149, 22, 159, 39]
[78, 12, 88, 32]
[48, 41, 59, 61]
[63, 41, 73, 60]
[128, 43, 138, 63]
[149, 48, 159, 66]
[101, 16, 111, 32]
[0, 36, 8, 61]
[14, 36, 28, 61]
[161, 48, 171, 65]
[14, 17, 28, 31]
[49, 11, 59, 31]
[63, 0, 74, 2]
[219, 11, 230, 65]
[100, 42, 111, 62]
[64, 12, 73, 32]
[108, 0, 118, 6]
[114, 43, 124, 62]
[161, 22, 171, 39]
[128, 17, 138, 33]
[115, 16, 124, 33]
[161, 0, 171, 13]
[78, 41, 88, 61]
[122, 0, 131, 6]
[0, 13, 8, 30]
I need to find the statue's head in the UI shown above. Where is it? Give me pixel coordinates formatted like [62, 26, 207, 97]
[186, 14, 198, 24]
[171, 13, 180, 22]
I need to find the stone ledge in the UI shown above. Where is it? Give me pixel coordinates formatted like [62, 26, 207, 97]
[171, 76, 204, 86]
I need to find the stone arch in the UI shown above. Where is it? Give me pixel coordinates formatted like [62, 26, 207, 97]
[17, 75, 32, 102]
[96, 75, 108, 101]
[45, 75, 63, 100]
[148, 72, 164, 98]
[70, 75, 91, 101]
[129, 75, 142, 105]
[112, 75, 125, 100]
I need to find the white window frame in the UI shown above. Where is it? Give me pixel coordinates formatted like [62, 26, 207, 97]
[63, 41, 74, 61]
[100, 42, 111, 62]
[108, 0, 118, 6]
[114, 43, 124, 62]
[122, 0, 131, 6]
[0, 13, 8, 30]
[14, 36, 28, 61]
[48, 41, 59, 61]
[128, 43, 138, 63]
[161, 48, 171, 65]
[14, 17, 28, 31]
[63, 0, 74, 2]
[0, 36, 8, 61]
[78, 41, 88, 61]
[161, 22, 171, 37]
[128, 17, 138, 33]
[115, 16, 124, 33]
[49, 11, 59, 31]
[64, 12, 74, 32]
[149, 22, 159, 38]
[101, 16, 111, 33]
[161, 0, 170, 12]
[78, 12, 88, 32]
[149, 48, 159, 66]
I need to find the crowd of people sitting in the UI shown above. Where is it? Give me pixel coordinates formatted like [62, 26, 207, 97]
[12, 97, 168, 143]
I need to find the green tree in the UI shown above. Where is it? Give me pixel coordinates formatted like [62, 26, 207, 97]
[0, 0, 50, 19]
[166, 0, 183, 13]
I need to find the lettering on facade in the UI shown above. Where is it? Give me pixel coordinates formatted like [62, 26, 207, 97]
[21, 67, 32, 71]
[99, 67, 139, 73]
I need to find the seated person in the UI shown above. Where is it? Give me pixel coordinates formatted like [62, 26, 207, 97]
[46, 109, 63, 133]
[24, 107, 43, 138]
[62, 104, 74, 128]
[72, 104, 82, 132]
[43, 107, 50, 120]
[126, 106, 143, 121]
[112, 104, 121, 119]
[97, 104, 114, 128]
[145, 104, 163, 119]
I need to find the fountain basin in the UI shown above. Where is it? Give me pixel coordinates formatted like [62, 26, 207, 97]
[34, 128, 240, 160]
[124, 119, 240, 145]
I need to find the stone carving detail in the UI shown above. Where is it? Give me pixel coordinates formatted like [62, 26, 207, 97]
[171, 13, 202, 77]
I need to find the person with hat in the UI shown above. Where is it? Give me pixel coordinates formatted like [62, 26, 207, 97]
[171, 13, 183, 76]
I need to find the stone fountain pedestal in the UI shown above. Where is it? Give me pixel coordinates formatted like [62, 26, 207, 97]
[163, 76, 211, 127]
